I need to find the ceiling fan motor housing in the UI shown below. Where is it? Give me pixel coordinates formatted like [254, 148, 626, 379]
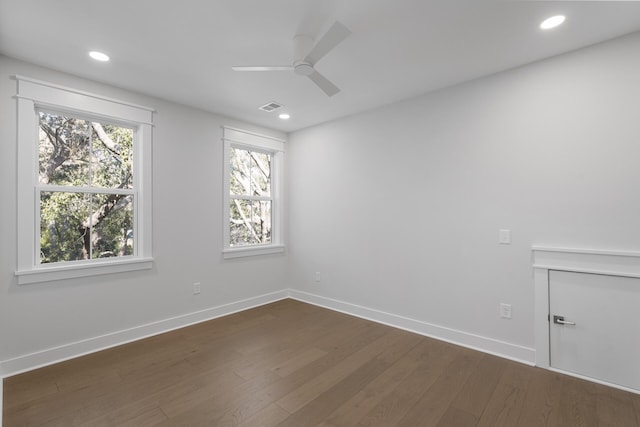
[293, 61, 314, 76]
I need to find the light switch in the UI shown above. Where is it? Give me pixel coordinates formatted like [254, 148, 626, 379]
[499, 229, 511, 244]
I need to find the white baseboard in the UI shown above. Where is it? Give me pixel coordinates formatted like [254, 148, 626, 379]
[0, 290, 289, 378]
[289, 290, 536, 365]
[0, 288, 536, 425]
[0, 288, 535, 379]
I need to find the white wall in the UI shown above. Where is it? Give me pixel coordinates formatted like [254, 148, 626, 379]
[287, 31, 640, 361]
[0, 56, 288, 376]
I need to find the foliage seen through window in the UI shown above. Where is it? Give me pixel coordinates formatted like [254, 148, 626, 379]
[229, 147, 272, 246]
[38, 112, 134, 263]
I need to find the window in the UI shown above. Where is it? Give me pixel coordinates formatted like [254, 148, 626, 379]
[222, 127, 285, 258]
[38, 112, 134, 263]
[15, 76, 154, 284]
[229, 146, 272, 245]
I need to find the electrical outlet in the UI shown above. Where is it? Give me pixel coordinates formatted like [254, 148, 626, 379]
[193, 282, 201, 295]
[500, 303, 512, 319]
[499, 229, 511, 244]
[314, 272, 321, 284]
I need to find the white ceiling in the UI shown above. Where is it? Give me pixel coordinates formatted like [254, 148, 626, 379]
[2, 0, 640, 133]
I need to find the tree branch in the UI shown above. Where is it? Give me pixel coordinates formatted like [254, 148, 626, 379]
[233, 199, 260, 243]
[91, 122, 120, 156]
[40, 122, 70, 184]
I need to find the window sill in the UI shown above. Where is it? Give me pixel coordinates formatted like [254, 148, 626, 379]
[223, 244, 285, 259]
[15, 257, 154, 285]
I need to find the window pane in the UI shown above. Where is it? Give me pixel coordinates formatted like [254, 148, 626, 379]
[230, 147, 250, 196]
[39, 112, 91, 186]
[251, 152, 271, 196]
[230, 199, 256, 246]
[91, 194, 134, 258]
[40, 191, 90, 263]
[40, 191, 134, 263]
[229, 199, 272, 246]
[253, 200, 272, 244]
[38, 113, 133, 189]
[91, 123, 133, 189]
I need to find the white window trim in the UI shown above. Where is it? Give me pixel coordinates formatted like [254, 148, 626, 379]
[222, 126, 285, 259]
[14, 76, 154, 284]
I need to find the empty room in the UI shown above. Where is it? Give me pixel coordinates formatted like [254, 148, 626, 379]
[1, 1, 640, 425]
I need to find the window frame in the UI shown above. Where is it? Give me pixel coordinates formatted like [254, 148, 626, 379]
[222, 126, 285, 259]
[14, 76, 154, 284]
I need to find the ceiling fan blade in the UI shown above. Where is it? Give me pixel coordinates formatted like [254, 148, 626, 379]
[304, 21, 351, 65]
[308, 70, 340, 97]
[232, 66, 292, 71]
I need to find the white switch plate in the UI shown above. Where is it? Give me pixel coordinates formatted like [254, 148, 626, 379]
[500, 303, 512, 319]
[193, 282, 201, 295]
[499, 229, 511, 244]
[314, 272, 321, 283]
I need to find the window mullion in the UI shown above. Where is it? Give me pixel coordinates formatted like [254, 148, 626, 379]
[230, 195, 272, 202]
[88, 192, 93, 260]
[36, 185, 135, 195]
[35, 188, 42, 265]
[88, 120, 93, 187]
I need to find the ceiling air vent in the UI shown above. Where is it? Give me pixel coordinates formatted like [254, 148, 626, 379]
[258, 101, 283, 112]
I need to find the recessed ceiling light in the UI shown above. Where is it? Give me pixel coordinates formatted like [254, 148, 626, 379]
[89, 51, 110, 62]
[540, 15, 565, 30]
[279, 113, 290, 120]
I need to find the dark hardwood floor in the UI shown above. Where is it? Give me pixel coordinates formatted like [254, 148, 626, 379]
[3, 299, 640, 426]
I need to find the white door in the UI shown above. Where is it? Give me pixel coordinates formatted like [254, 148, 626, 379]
[549, 270, 640, 391]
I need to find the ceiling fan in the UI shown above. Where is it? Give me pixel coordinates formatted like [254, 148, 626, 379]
[232, 21, 351, 97]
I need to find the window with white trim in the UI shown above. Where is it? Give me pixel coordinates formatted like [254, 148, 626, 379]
[15, 76, 154, 284]
[222, 127, 285, 258]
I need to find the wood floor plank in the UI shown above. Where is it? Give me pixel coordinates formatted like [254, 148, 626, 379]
[357, 339, 459, 426]
[156, 370, 283, 426]
[232, 310, 345, 380]
[4, 299, 640, 427]
[77, 402, 168, 427]
[517, 369, 565, 426]
[276, 357, 398, 427]
[229, 306, 371, 382]
[236, 403, 290, 427]
[209, 318, 394, 426]
[159, 315, 390, 425]
[276, 328, 413, 413]
[229, 305, 336, 356]
[274, 330, 420, 427]
[395, 348, 483, 426]
[271, 347, 328, 378]
[435, 406, 478, 427]
[476, 361, 533, 427]
[2, 373, 59, 410]
[4, 370, 122, 426]
[451, 353, 506, 418]
[595, 386, 638, 426]
[80, 358, 215, 423]
[208, 323, 396, 426]
[318, 339, 434, 427]
[552, 376, 598, 427]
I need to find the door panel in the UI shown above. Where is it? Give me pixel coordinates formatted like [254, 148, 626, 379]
[549, 270, 640, 390]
